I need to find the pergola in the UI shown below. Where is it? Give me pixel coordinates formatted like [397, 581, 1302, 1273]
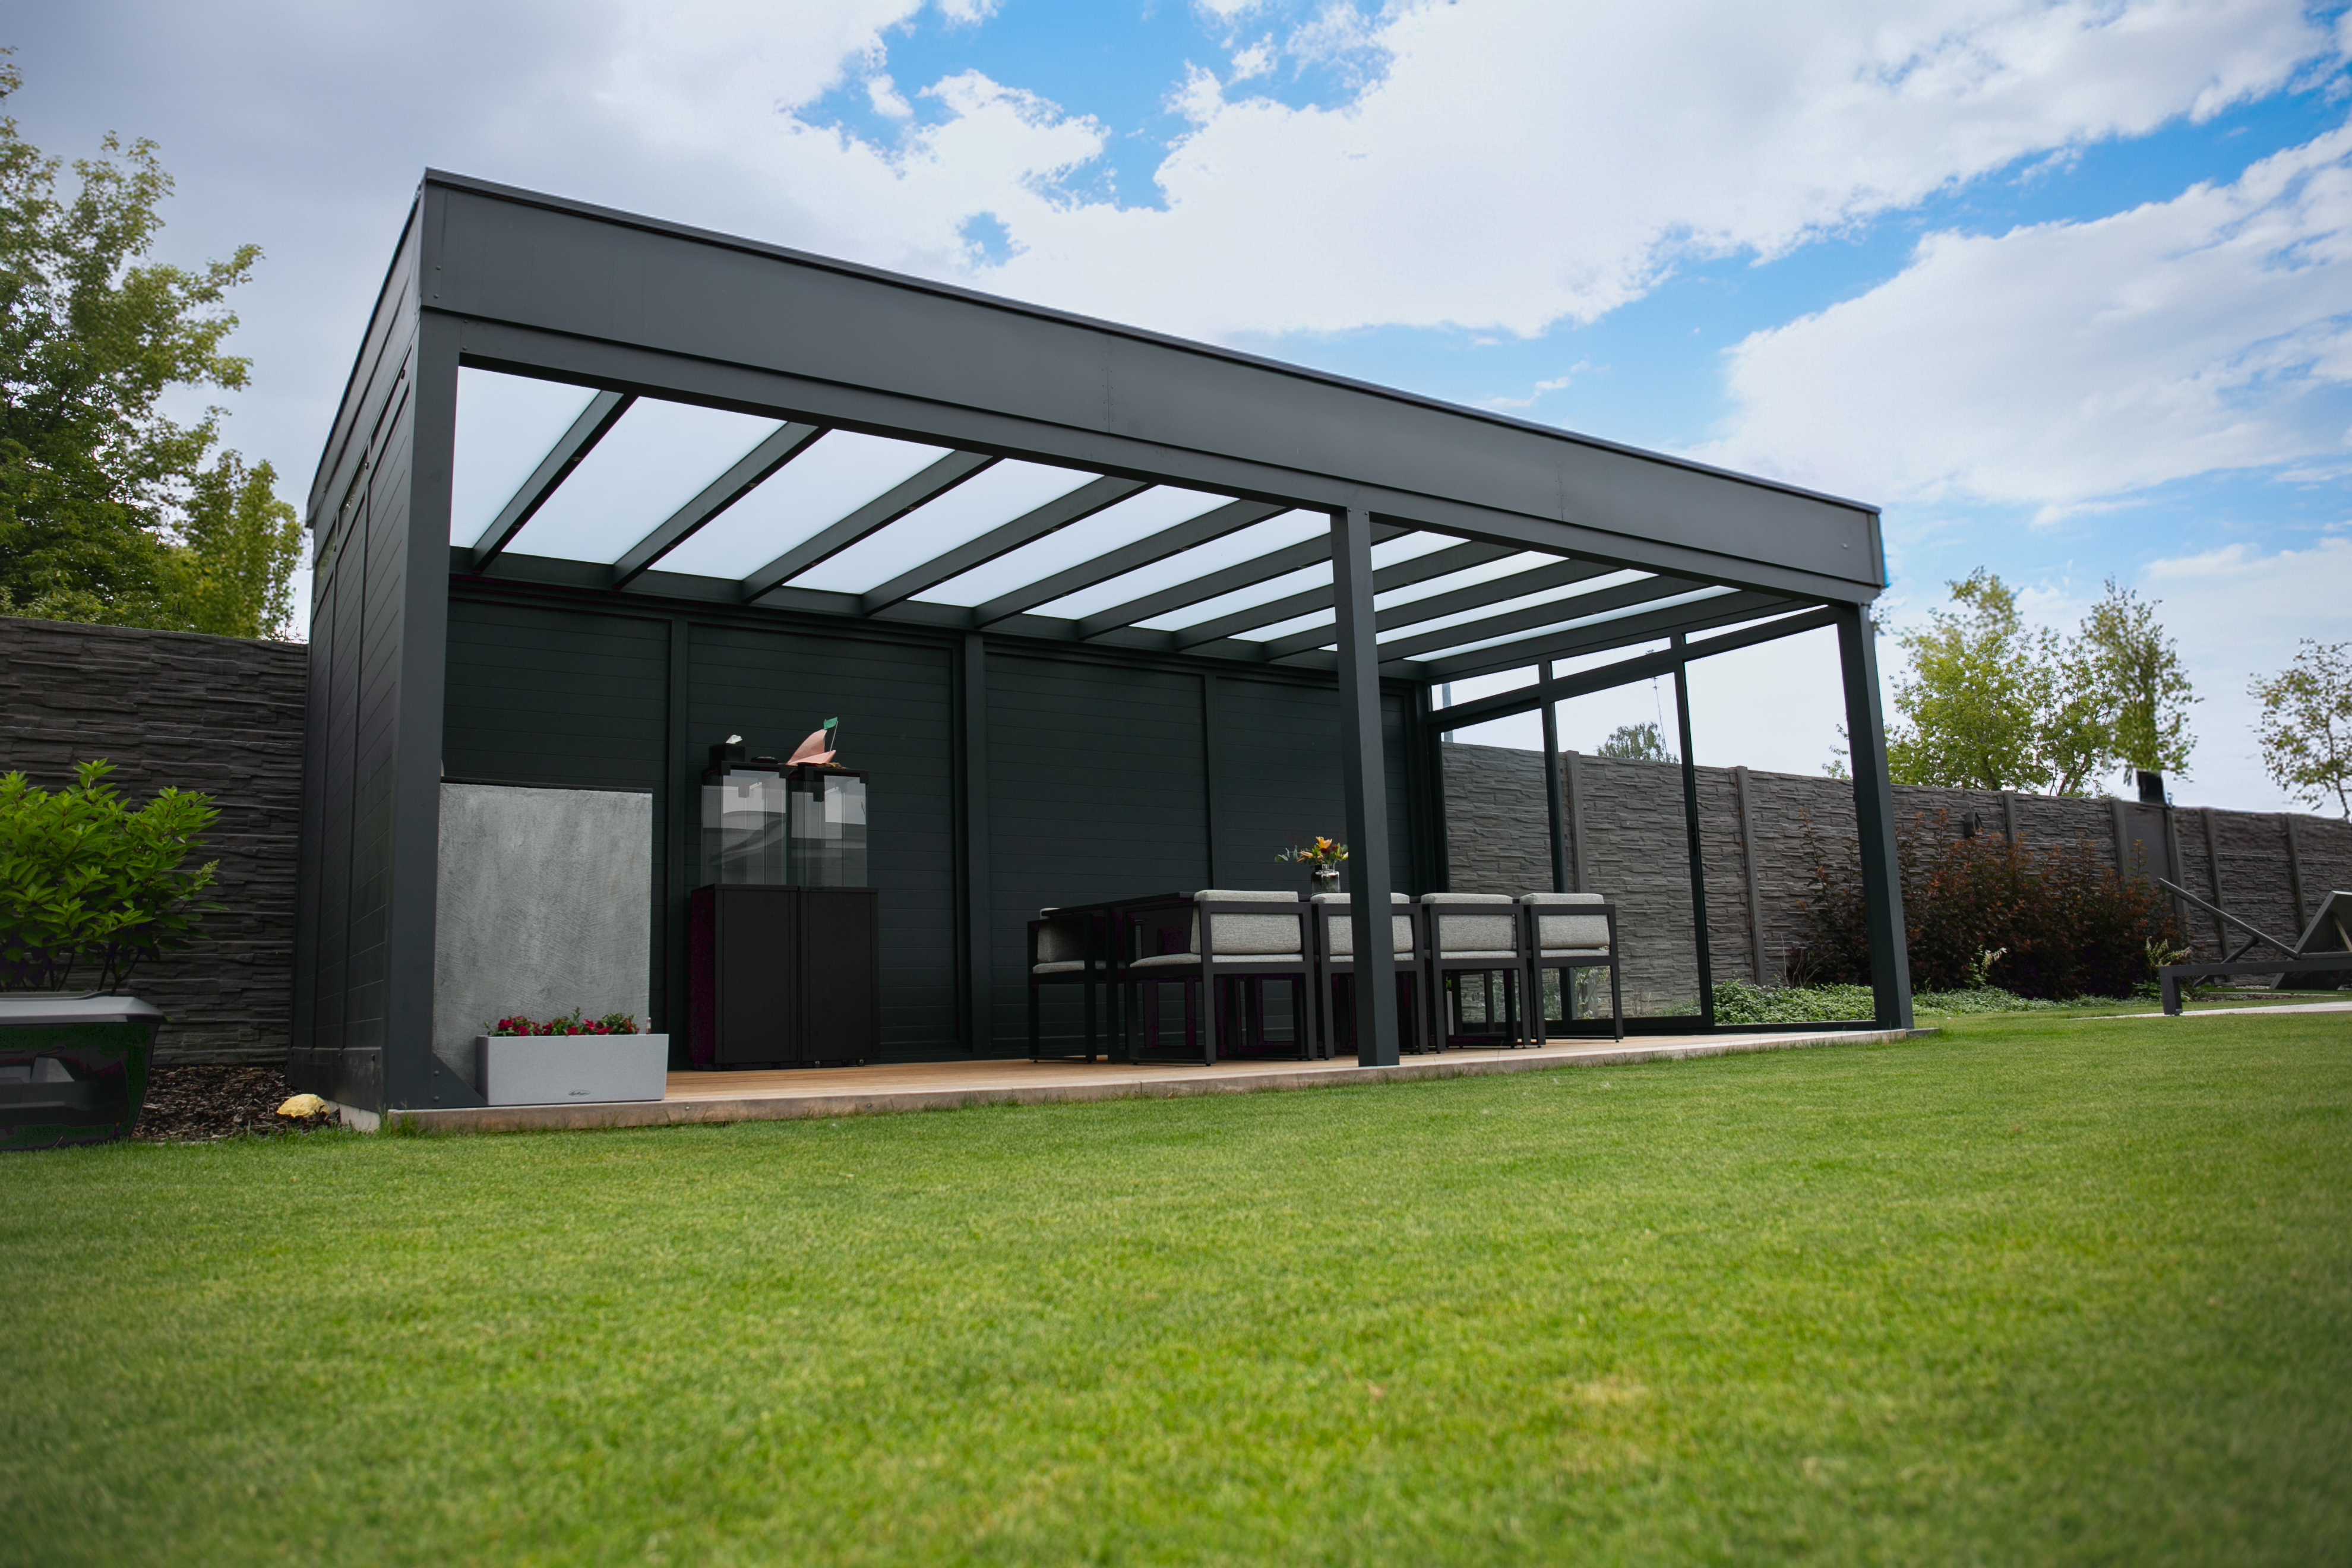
[291, 172, 1911, 1112]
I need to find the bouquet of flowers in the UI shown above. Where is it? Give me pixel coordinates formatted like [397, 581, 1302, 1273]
[1276, 836, 1348, 867]
[486, 1009, 641, 1036]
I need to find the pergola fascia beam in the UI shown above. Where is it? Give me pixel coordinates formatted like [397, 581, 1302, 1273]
[1256, 554, 1616, 660]
[739, 449, 998, 600]
[1366, 574, 1710, 666]
[1414, 590, 1805, 682]
[1168, 539, 1522, 650]
[612, 421, 826, 587]
[858, 475, 1149, 615]
[969, 498, 1287, 627]
[1072, 523, 1408, 640]
[469, 390, 632, 570]
[450, 318, 1886, 608]
[1432, 606, 1843, 729]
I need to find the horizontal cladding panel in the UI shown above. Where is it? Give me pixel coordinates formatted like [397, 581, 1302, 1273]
[691, 625, 958, 1051]
[1215, 676, 1415, 896]
[427, 182, 1883, 595]
[444, 602, 671, 790]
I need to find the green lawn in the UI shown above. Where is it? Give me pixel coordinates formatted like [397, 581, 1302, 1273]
[4, 1011, 2348, 1566]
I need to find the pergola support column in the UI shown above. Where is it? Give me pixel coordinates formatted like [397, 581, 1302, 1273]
[1331, 505, 1401, 1067]
[1835, 605, 1915, 1029]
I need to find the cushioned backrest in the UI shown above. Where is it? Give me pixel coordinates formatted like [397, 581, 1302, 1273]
[1035, 914, 1089, 964]
[1190, 889, 1303, 954]
[1422, 892, 1516, 953]
[1521, 892, 1610, 951]
[1311, 892, 1414, 955]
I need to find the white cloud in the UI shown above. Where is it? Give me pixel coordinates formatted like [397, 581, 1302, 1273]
[966, 0, 2339, 339]
[1699, 125, 2352, 512]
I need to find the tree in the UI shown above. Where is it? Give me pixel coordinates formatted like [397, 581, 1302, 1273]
[1888, 570, 2195, 795]
[2252, 640, 2352, 820]
[1597, 722, 1674, 763]
[1886, 570, 2057, 791]
[0, 55, 299, 638]
[2072, 578, 2194, 784]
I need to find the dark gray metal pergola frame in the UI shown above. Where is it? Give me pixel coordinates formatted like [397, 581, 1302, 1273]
[298, 172, 1912, 1107]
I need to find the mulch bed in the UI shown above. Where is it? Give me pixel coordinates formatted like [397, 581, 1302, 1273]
[134, 1065, 339, 1143]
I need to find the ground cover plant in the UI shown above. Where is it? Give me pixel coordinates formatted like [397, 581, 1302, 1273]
[3, 1011, 2347, 1564]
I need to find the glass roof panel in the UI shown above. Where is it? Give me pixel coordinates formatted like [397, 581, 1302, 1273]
[448, 369, 597, 543]
[789, 460, 1096, 595]
[504, 398, 783, 563]
[915, 486, 1238, 608]
[1130, 529, 1472, 637]
[1374, 568, 1650, 647]
[1407, 585, 1735, 661]
[655, 431, 950, 580]
[1240, 549, 1569, 651]
[1017, 510, 1323, 621]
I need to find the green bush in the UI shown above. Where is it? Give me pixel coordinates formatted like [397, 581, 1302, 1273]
[1711, 980, 1879, 1023]
[0, 760, 220, 992]
[1792, 811, 2180, 1000]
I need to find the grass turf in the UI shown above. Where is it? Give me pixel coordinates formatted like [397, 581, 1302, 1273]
[2, 1010, 2347, 1565]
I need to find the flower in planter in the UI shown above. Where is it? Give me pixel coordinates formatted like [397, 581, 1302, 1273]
[484, 1010, 644, 1036]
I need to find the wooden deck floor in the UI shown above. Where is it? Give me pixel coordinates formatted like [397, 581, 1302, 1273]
[395, 1026, 1926, 1134]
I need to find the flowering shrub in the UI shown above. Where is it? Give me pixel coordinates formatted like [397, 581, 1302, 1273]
[486, 1010, 642, 1036]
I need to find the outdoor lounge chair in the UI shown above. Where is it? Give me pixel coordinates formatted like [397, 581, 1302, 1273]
[1123, 890, 1316, 1064]
[1027, 906, 1120, 1062]
[1519, 893, 1624, 1042]
[1308, 892, 1427, 1057]
[1421, 892, 1529, 1048]
[2155, 880, 2352, 1014]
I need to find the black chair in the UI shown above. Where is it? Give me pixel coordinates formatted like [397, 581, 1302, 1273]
[1121, 890, 1316, 1064]
[1420, 893, 1528, 1049]
[1308, 892, 1428, 1057]
[1026, 906, 1118, 1061]
[1519, 893, 1623, 1043]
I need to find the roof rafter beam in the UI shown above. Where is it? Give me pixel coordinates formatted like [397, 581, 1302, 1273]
[1168, 539, 1520, 650]
[1073, 522, 1409, 640]
[612, 421, 826, 587]
[741, 450, 998, 601]
[858, 474, 1149, 615]
[1412, 591, 1806, 682]
[1432, 606, 1843, 729]
[1363, 575, 1711, 665]
[469, 390, 633, 571]
[1257, 555, 1617, 660]
[969, 498, 1288, 628]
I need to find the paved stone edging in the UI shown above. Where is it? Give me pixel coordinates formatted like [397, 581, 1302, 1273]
[384, 1027, 1933, 1135]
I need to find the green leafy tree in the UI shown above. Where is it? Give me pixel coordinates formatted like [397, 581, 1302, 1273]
[1597, 722, 1674, 763]
[2073, 578, 2194, 784]
[1889, 571, 2195, 795]
[1887, 570, 2059, 791]
[2252, 639, 2352, 820]
[0, 55, 299, 638]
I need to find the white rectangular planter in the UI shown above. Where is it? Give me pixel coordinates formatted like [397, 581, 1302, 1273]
[472, 1033, 669, 1107]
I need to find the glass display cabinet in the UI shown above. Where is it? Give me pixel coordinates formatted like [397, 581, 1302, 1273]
[690, 741, 880, 1068]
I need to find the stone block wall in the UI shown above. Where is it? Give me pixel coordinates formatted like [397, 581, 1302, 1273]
[2, 615, 308, 1063]
[1443, 741, 2352, 995]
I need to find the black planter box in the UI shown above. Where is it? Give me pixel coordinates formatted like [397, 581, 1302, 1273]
[1, 996, 164, 1151]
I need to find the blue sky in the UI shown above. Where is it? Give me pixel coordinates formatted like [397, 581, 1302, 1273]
[9, 0, 2351, 808]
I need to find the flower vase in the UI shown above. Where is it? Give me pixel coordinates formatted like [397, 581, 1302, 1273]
[1311, 867, 1341, 895]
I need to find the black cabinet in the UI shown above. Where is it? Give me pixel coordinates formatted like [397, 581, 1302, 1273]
[688, 885, 880, 1066]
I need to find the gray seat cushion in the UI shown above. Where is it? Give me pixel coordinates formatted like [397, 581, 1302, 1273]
[1031, 959, 1088, 975]
[1520, 892, 1610, 953]
[1424, 893, 1517, 955]
[1186, 889, 1304, 955]
[1311, 892, 1414, 956]
[1129, 952, 1303, 971]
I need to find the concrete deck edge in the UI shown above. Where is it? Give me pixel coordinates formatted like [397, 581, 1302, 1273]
[388, 1027, 1933, 1134]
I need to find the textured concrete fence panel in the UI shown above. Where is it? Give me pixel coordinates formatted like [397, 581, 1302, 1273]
[1443, 741, 2352, 990]
[2, 615, 307, 1061]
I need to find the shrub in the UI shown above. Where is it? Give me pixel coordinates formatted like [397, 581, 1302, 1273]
[1793, 810, 2179, 1000]
[0, 760, 220, 991]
